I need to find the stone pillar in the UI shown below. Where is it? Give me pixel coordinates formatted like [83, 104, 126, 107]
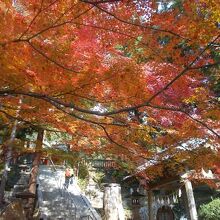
[104, 183, 125, 220]
[184, 179, 198, 220]
[147, 190, 154, 220]
[132, 204, 141, 220]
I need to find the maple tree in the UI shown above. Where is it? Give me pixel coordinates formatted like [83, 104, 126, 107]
[0, 0, 219, 183]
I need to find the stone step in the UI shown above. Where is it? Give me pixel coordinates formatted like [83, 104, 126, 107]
[49, 215, 74, 220]
[38, 165, 101, 220]
[13, 184, 26, 190]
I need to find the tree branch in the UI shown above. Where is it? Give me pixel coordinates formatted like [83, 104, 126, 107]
[91, 4, 186, 39]
[28, 41, 80, 73]
[99, 124, 153, 161]
[72, 22, 166, 61]
[18, 0, 45, 39]
[0, 109, 62, 133]
[144, 34, 220, 104]
[47, 99, 127, 127]
[0, 90, 219, 138]
[147, 104, 220, 138]
[81, 0, 120, 4]
[188, 62, 220, 70]
[25, 6, 94, 41]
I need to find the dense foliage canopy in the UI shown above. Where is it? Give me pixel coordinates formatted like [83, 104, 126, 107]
[0, 0, 219, 176]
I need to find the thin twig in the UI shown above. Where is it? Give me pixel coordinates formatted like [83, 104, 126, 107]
[28, 41, 80, 73]
[92, 3, 186, 39]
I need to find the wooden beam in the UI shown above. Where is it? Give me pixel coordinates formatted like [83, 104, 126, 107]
[148, 176, 180, 189]
[147, 190, 153, 220]
[184, 179, 198, 220]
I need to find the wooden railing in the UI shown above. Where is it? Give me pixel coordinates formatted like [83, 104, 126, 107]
[91, 160, 116, 169]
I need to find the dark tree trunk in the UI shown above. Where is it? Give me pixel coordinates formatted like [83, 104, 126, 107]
[28, 129, 44, 194]
[0, 97, 22, 206]
[27, 129, 44, 217]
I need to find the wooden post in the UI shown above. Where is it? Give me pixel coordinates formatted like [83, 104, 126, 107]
[182, 187, 191, 220]
[148, 190, 153, 220]
[184, 179, 198, 220]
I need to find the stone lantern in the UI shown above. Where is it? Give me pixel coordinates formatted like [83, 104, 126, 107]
[127, 189, 145, 220]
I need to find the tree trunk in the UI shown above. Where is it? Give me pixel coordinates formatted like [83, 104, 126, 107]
[0, 98, 22, 206]
[27, 129, 44, 217]
[28, 129, 44, 194]
[0, 121, 19, 206]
